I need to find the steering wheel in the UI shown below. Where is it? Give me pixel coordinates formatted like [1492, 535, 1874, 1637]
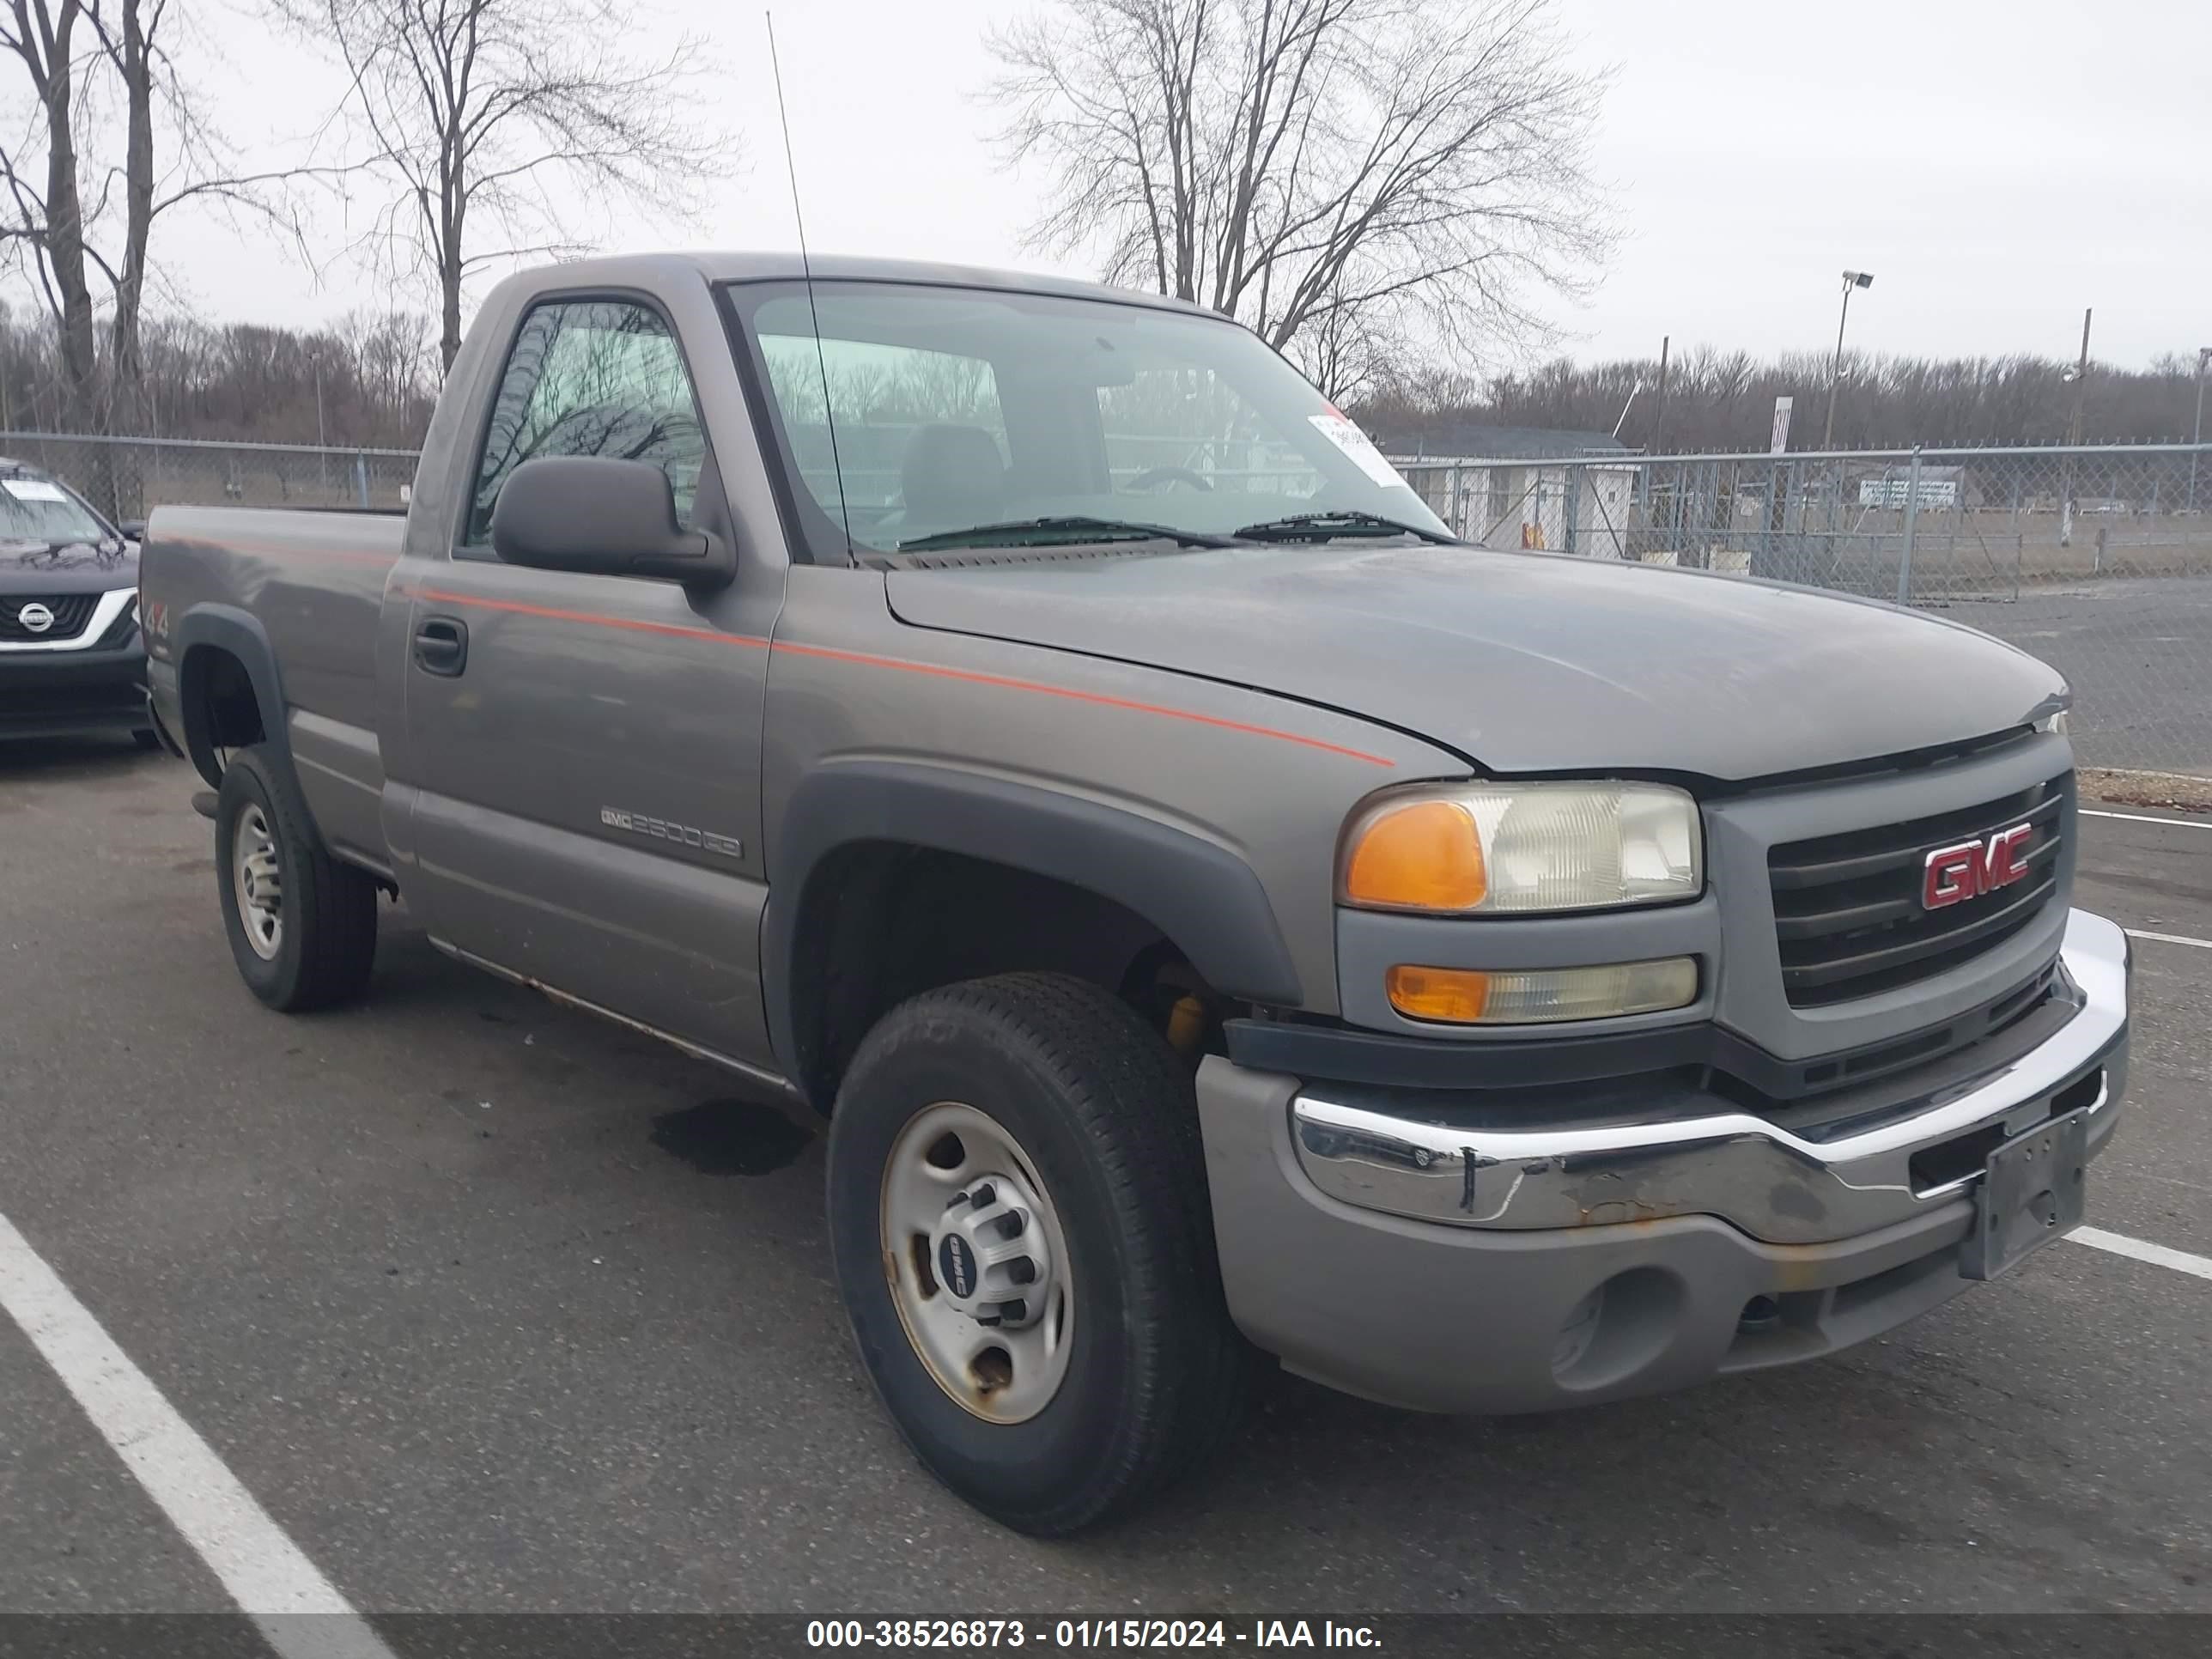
[1126, 465, 1214, 494]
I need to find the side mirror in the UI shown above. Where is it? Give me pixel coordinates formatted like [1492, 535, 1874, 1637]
[118, 519, 148, 541]
[489, 456, 733, 587]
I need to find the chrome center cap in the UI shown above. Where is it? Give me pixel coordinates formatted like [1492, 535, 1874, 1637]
[930, 1172, 1053, 1329]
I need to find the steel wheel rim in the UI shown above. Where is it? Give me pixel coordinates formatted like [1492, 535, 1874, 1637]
[880, 1101, 1075, 1425]
[232, 803, 283, 961]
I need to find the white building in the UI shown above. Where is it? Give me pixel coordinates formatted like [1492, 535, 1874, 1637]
[1375, 424, 1641, 559]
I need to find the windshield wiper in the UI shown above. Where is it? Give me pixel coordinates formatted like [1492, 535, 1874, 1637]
[1233, 509, 1456, 545]
[900, 515, 1237, 552]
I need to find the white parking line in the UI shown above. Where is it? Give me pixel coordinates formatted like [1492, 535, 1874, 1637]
[2070, 1225, 2212, 1283]
[2082, 808, 2212, 830]
[2127, 928, 2212, 951]
[0, 1208, 398, 1659]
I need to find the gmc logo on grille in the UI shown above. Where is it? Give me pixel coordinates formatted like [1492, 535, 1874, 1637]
[1922, 823, 2034, 910]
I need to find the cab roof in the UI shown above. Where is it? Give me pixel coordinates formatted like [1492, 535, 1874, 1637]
[488, 250, 1228, 320]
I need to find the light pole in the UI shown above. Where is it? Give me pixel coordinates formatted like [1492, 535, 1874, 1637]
[1611, 377, 1647, 440]
[1823, 270, 1874, 450]
[2191, 345, 2210, 514]
[2058, 309, 2092, 546]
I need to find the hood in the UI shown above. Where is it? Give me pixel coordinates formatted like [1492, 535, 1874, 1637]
[0, 538, 137, 595]
[884, 543, 2067, 781]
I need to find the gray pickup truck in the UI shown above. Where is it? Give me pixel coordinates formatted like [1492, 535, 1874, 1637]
[141, 252, 2130, 1535]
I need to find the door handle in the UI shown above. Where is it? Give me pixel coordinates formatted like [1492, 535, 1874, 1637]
[413, 616, 468, 677]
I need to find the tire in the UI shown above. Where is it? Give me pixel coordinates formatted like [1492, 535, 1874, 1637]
[826, 972, 1254, 1535]
[213, 744, 379, 1012]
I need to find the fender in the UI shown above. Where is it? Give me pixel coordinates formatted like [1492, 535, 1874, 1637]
[172, 604, 292, 790]
[763, 759, 1304, 1081]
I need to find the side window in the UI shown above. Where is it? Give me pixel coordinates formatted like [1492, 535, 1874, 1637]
[465, 300, 706, 545]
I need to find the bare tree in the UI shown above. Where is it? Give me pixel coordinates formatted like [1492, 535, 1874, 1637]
[285, 0, 736, 373]
[1355, 345, 2210, 455]
[91, 2, 324, 431]
[988, 0, 1612, 397]
[2, 2, 319, 434]
[2, 1, 104, 428]
[337, 305, 435, 430]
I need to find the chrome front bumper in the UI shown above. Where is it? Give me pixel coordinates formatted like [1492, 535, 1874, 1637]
[1291, 908, 2130, 1247]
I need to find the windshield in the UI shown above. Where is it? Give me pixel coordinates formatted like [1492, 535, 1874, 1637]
[726, 280, 1448, 559]
[0, 470, 113, 547]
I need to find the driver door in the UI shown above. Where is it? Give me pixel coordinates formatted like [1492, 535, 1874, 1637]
[401, 295, 776, 1066]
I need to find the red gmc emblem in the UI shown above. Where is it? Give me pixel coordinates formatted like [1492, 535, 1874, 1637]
[1922, 823, 2034, 910]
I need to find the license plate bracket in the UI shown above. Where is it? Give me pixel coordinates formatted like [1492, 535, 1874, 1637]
[1960, 1101, 2091, 1280]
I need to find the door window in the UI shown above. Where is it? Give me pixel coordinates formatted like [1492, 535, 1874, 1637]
[466, 300, 707, 544]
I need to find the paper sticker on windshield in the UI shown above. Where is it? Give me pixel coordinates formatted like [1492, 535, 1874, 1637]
[1308, 414, 1405, 489]
[3, 478, 68, 502]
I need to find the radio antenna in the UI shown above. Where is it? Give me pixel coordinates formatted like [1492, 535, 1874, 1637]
[766, 11, 855, 565]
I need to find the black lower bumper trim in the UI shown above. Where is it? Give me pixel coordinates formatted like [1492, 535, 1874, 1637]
[1226, 1016, 1711, 1092]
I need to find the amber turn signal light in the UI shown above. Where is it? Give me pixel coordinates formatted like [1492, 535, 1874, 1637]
[1383, 965, 1493, 1023]
[1387, 958, 1698, 1025]
[1341, 799, 1488, 912]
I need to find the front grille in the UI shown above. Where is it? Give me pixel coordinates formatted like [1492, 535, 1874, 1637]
[1768, 775, 2065, 1007]
[0, 592, 97, 640]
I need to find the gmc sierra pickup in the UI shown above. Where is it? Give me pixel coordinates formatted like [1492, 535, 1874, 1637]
[141, 252, 2130, 1536]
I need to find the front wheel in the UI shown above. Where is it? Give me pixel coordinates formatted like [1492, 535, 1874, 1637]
[826, 973, 1254, 1536]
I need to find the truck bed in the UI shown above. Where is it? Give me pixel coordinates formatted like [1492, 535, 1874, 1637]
[142, 505, 408, 869]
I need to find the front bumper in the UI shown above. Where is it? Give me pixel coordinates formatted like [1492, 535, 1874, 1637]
[0, 638, 150, 740]
[1196, 908, 2130, 1415]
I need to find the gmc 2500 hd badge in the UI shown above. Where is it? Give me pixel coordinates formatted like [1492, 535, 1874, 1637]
[599, 806, 743, 860]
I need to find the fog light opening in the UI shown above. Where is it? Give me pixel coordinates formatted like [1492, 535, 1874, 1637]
[1551, 1267, 1686, 1391]
[1552, 1285, 1605, 1376]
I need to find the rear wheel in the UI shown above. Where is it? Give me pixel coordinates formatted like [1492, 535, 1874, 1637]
[214, 745, 379, 1011]
[826, 972, 1253, 1535]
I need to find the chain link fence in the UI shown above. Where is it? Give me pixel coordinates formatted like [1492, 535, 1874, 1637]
[1, 431, 420, 524]
[8, 429, 2207, 781]
[1396, 443, 2212, 781]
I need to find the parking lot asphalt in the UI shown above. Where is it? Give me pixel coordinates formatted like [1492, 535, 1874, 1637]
[1, 738, 2208, 1620]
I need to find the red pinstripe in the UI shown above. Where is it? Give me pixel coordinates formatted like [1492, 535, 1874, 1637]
[413, 586, 1395, 768]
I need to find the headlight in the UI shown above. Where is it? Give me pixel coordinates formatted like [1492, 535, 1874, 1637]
[1340, 781, 1702, 915]
[2035, 709, 2069, 735]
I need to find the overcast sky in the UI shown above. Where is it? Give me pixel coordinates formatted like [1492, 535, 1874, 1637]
[90, 0, 2212, 372]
